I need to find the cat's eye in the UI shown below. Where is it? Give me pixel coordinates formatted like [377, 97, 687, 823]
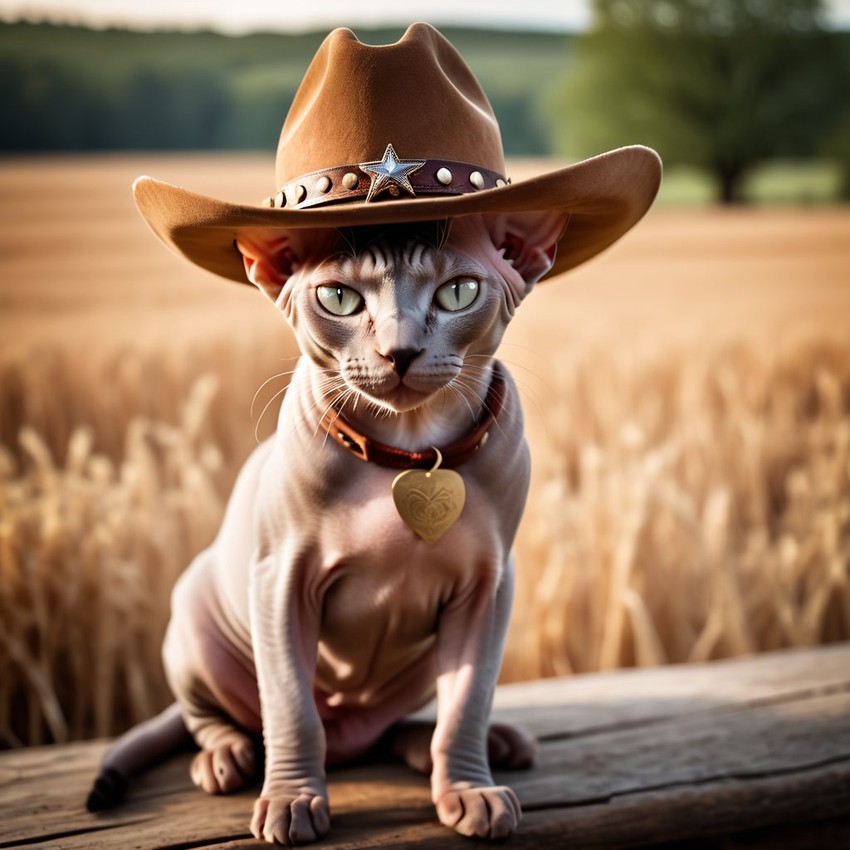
[316, 284, 363, 316]
[435, 278, 479, 312]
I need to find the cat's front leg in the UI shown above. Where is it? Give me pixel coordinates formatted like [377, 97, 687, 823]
[430, 563, 521, 839]
[249, 551, 329, 846]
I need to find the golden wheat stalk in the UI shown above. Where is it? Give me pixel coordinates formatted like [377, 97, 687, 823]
[1, 332, 848, 745]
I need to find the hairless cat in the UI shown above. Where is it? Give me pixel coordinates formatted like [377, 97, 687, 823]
[86, 23, 660, 847]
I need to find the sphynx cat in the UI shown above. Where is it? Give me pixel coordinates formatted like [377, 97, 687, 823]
[87, 208, 567, 845]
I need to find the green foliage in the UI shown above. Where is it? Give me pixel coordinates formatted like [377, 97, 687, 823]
[0, 22, 570, 155]
[546, 0, 850, 202]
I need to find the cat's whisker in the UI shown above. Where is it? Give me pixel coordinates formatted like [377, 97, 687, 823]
[300, 378, 342, 412]
[494, 339, 549, 360]
[252, 363, 339, 421]
[492, 345, 558, 395]
[312, 381, 357, 429]
[458, 363, 494, 381]
[253, 369, 315, 413]
[445, 375, 489, 424]
[451, 368, 488, 394]
[315, 385, 361, 449]
[435, 218, 453, 252]
[451, 368, 489, 397]
[462, 357, 550, 426]
[287, 374, 348, 439]
[340, 387, 361, 418]
[312, 392, 348, 444]
[309, 380, 348, 419]
[253, 384, 290, 444]
[461, 361, 538, 411]
[377, 399, 395, 419]
[451, 372, 511, 442]
[332, 227, 358, 258]
[251, 368, 304, 418]
[468, 350, 548, 387]
[444, 381, 478, 424]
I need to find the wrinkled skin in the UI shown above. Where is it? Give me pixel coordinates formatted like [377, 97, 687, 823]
[161, 211, 566, 845]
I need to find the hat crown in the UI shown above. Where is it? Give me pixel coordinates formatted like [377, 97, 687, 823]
[275, 23, 506, 188]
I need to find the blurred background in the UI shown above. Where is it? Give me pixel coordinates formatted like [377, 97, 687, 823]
[1, 0, 849, 749]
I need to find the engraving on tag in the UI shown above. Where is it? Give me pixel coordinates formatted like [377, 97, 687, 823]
[391, 449, 465, 543]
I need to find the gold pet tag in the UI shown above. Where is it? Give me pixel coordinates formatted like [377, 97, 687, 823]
[392, 448, 466, 543]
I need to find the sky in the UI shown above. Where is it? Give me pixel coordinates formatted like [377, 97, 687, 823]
[2, 0, 849, 32]
[0, 0, 592, 33]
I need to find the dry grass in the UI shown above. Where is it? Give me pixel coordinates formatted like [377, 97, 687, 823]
[503, 335, 850, 680]
[0, 342, 297, 746]
[3, 334, 847, 746]
[1, 155, 848, 748]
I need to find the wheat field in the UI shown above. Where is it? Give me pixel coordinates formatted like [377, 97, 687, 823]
[1, 155, 849, 747]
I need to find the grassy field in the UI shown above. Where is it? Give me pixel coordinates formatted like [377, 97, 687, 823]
[1, 154, 849, 747]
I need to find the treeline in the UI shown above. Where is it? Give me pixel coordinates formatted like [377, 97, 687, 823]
[0, 22, 567, 155]
[5, 13, 849, 203]
[549, 0, 850, 202]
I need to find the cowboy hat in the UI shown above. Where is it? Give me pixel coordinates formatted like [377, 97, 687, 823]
[133, 23, 661, 284]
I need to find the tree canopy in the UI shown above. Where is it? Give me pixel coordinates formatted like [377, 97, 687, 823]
[548, 0, 850, 202]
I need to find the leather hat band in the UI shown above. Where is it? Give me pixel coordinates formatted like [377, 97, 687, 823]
[264, 150, 508, 211]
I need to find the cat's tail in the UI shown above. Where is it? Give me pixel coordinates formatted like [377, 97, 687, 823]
[86, 702, 189, 812]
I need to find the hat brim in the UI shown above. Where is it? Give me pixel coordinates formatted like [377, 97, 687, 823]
[133, 145, 661, 285]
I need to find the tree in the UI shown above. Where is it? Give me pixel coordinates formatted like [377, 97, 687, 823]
[548, 0, 849, 203]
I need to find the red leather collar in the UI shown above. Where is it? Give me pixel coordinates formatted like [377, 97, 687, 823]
[319, 363, 506, 470]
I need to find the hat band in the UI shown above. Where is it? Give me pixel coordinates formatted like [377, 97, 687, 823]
[264, 158, 509, 211]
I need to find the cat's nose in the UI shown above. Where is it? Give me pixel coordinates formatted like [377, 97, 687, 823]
[383, 348, 421, 378]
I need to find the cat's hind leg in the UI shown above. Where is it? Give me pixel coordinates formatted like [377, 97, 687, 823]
[187, 711, 259, 795]
[385, 719, 537, 774]
[162, 584, 263, 796]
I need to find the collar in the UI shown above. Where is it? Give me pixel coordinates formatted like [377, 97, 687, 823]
[319, 362, 506, 470]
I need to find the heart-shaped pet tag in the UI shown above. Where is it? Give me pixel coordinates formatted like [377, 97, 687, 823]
[392, 449, 465, 543]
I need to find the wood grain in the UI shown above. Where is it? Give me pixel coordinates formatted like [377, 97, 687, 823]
[1, 644, 848, 849]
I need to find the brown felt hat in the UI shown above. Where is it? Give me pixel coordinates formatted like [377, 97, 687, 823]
[133, 23, 662, 285]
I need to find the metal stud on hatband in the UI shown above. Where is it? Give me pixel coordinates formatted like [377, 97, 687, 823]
[495, 179, 506, 188]
[436, 167, 453, 186]
[342, 172, 359, 190]
[261, 196, 275, 208]
[469, 171, 485, 190]
[295, 184, 307, 203]
[316, 175, 332, 194]
[274, 190, 286, 208]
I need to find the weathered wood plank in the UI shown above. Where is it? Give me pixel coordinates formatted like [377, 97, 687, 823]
[1, 645, 848, 849]
[512, 691, 850, 804]
[518, 762, 850, 849]
[490, 642, 850, 740]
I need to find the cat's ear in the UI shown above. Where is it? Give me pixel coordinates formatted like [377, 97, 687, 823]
[486, 210, 569, 290]
[236, 233, 301, 304]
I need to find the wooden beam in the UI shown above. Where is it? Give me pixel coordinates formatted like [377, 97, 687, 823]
[1, 645, 848, 849]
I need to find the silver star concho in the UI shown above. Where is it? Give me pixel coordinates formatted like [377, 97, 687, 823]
[359, 144, 426, 203]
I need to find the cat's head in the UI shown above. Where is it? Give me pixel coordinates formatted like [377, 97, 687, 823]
[237, 211, 566, 413]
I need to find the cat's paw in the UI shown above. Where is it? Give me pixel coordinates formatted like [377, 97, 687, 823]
[190, 738, 256, 794]
[435, 785, 521, 839]
[250, 792, 330, 845]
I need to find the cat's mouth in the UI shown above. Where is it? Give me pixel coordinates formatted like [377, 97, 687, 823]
[346, 372, 451, 414]
[370, 381, 439, 414]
